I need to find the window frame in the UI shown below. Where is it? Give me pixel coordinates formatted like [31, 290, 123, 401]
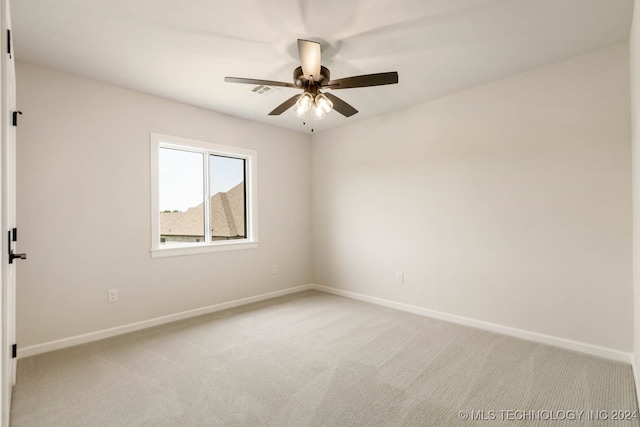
[150, 133, 259, 258]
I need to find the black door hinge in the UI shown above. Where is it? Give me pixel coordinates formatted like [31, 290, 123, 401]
[12, 344, 16, 359]
[7, 29, 10, 57]
[12, 111, 21, 126]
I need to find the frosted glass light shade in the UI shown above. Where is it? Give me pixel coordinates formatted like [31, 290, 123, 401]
[315, 93, 333, 113]
[313, 104, 327, 120]
[294, 92, 313, 117]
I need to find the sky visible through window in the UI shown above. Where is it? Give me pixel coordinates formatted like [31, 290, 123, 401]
[159, 148, 245, 212]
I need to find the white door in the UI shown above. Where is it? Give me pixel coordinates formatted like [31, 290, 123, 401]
[1, 0, 19, 424]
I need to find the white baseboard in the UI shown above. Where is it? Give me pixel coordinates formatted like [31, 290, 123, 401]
[19, 283, 633, 365]
[17, 284, 313, 358]
[310, 284, 633, 364]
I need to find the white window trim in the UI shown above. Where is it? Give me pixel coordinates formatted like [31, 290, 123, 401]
[150, 133, 259, 258]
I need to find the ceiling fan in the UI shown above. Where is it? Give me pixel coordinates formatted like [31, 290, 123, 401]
[225, 39, 399, 120]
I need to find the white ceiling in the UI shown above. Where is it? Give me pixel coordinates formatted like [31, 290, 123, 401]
[11, 0, 633, 134]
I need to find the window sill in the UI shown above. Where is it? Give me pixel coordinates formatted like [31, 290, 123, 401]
[151, 240, 259, 258]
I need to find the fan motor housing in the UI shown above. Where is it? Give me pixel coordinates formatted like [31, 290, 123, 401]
[294, 66, 330, 87]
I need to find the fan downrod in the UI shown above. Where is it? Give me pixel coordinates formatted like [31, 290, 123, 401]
[294, 66, 330, 87]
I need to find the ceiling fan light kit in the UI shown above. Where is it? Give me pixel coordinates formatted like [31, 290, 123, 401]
[294, 90, 333, 120]
[224, 39, 399, 124]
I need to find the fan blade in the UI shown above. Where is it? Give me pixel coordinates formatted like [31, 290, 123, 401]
[268, 95, 300, 116]
[323, 72, 398, 89]
[297, 39, 321, 82]
[225, 77, 298, 88]
[325, 93, 358, 117]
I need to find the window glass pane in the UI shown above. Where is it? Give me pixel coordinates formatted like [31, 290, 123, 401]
[159, 148, 205, 245]
[209, 155, 246, 240]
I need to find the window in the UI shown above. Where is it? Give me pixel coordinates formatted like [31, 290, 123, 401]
[150, 133, 258, 257]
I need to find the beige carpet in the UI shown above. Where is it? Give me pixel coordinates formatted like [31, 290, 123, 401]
[10, 290, 639, 426]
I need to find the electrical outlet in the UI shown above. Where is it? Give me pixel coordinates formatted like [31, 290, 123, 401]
[108, 289, 118, 303]
[396, 272, 404, 284]
[272, 264, 278, 274]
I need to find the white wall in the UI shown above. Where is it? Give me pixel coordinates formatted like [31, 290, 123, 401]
[312, 44, 633, 352]
[15, 43, 634, 355]
[630, 0, 640, 392]
[15, 62, 312, 347]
